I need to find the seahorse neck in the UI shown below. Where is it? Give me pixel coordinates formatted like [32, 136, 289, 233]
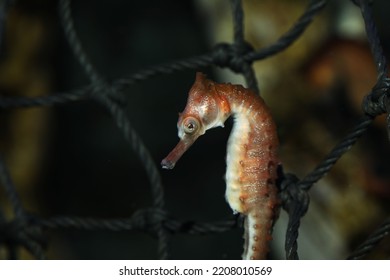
[217, 83, 267, 129]
[217, 83, 278, 214]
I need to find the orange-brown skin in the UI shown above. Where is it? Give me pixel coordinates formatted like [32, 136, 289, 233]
[162, 72, 279, 260]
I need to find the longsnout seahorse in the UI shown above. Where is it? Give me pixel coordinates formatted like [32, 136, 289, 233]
[161, 72, 279, 260]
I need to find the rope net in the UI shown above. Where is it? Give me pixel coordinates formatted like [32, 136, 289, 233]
[0, 0, 389, 259]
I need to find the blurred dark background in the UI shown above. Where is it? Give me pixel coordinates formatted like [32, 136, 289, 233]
[1, 0, 390, 259]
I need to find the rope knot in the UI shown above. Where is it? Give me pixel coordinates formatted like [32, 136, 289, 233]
[279, 172, 310, 260]
[279, 173, 310, 216]
[0, 216, 46, 254]
[212, 41, 254, 73]
[87, 79, 127, 107]
[362, 77, 390, 117]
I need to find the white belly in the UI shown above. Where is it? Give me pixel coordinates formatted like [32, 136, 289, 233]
[225, 110, 251, 213]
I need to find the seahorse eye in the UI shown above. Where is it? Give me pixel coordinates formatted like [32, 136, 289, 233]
[183, 117, 199, 134]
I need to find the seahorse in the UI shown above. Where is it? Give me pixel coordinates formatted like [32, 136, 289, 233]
[161, 72, 279, 260]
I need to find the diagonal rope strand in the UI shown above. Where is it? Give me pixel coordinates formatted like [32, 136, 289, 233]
[347, 217, 390, 260]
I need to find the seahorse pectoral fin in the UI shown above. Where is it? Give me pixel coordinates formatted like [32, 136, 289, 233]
[161, 136, 197, 169]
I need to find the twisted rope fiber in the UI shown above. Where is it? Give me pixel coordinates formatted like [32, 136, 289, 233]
[0, 210, 17, 259]
[59, 0, 102, 84]
[354, 0, 388, 77]
[281, 118, 375, 259]
[0, 156, 25, 219]
[0, 0, 389, 260]
[59, 0, 169, 259]
[244, 0, 327, 62]
[35, 211, 237, 236]
[357, 0, 389, 117]
[116, 0, 328, 91]
[347, 217, 390, 259]
[227, 0, 259, 93]
[0, 0, 327, 108]
[277, 173, 309, 260]
[0, 0, 328, 109]
[0, 90, 86, 108]
[0, 156, 46, 259]
[341, 0, 390, 259]
[356, 0, 390, 143]
[282, 0, 390, 260]
[298, 116, 373, 190]
[94, 93, 169, 259]
[225, 0, 313, 260]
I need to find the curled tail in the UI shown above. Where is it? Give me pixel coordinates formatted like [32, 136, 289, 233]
[242, 197, 279, 260]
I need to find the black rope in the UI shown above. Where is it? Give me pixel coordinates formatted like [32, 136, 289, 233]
[244, 0, 327, 62]
[279, 173, 307, 260]
[0, 90, 87, 108]
[279, 0, 390, 260]
[299, 116, 373, 190]
[226, 0, 257, 92]
[36, 211, 237, 236]
[354, 0, 387, 77]
[230, 0, 244, 44]
[58, 0, 169, 259]
[0, 0, 327, 109]
[355, 0, 390, 141]
[113, 54, 214, 90]
[59, 0, 102, 84]
[347, 217, 390, 259]
[93, 93, 169, 259]
[0, 156, 25, 219]
[0, 156, 46, 259]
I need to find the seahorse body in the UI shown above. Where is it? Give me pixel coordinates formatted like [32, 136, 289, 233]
[162, 72, 279, 260]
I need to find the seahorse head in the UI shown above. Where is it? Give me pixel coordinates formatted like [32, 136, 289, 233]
[161, 72, 230, 169]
